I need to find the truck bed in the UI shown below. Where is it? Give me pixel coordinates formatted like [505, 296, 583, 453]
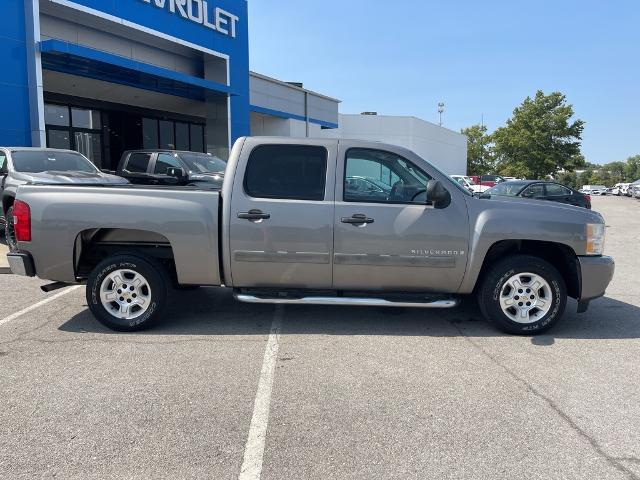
[15, 184, 222, 285]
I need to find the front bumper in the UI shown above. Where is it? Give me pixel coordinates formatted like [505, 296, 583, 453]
[577, 255, 615, 311]
[7, 252, 36, 277]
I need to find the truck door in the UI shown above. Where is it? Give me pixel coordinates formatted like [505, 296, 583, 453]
[228, 139, 337, 288]
[333, 144, 469, 292]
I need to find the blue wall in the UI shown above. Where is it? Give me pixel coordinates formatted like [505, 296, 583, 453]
[0, 0, 32, 146]
[56, 0, 251, 143]
[1, 0, 250, 147]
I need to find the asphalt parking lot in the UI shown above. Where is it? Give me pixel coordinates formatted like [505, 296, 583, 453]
[0, 196, 639, 480]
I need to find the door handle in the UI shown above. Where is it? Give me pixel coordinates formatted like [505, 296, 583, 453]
[341, 214, 374, 225]
[238, 209, 271, 221]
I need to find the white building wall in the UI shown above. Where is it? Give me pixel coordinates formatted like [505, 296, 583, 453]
[249, 72, 340, 126]
[320, 114, 467, 175]
[250, 112, 322, 137]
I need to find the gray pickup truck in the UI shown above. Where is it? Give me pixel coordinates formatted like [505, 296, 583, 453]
[7, 137, 614, 335]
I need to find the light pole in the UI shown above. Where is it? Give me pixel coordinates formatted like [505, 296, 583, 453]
[438, 102, 445, 126]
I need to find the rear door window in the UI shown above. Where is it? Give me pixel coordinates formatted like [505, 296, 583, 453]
[521, 184, 546, 198]
[545, 184, 572, 196]
[125, 153, 152, 173]
[244, 145, 327, 200]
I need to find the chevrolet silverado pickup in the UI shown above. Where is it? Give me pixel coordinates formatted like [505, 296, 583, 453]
[7, 137, 614, 334]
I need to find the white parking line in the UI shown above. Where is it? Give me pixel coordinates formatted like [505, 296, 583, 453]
[238, 305, 284, 480]
[0, 285, 82, 327]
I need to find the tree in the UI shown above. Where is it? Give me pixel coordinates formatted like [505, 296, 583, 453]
[603, 161, 626, 184]
[555, 171, 578, 189]
[625, 155, 640, 182]
[492, 91, 585, 179]
[461, 124, 494, 176]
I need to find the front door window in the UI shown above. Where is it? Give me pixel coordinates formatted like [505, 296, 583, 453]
[344, 148, 431, 204]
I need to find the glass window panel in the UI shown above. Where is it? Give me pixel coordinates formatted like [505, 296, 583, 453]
[175, 122, 189, 151]
[522, 184, 546, 198]
[344, 148, 432, 204]
[74, 132, 102, 167]
[45, 104, 69, 127]
[142, 118, 159, 149]
[159, 120, 175, 149]
[47, 129, 71, 149]
[125, 153, 152, 173]
[245, 145, 327, 200]
[190, 124, 204, 152]
[12, 150, 97, 173]
[71, 108, 102, 130]
[546, 183, 572, 196]
[154, 153, 183, 174]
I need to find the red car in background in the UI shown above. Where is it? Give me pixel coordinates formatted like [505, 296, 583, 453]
[470, 174, 507, 188]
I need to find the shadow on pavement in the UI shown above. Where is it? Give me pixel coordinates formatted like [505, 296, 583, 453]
[58, 287, 640, 342]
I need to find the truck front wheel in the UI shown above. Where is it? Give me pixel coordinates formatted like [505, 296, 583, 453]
[478, 255, 567, 335]
[86, 255, 169, 332]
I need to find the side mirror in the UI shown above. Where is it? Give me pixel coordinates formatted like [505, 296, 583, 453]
[166, 167, 186, 179]
[427, 180, 451, 209]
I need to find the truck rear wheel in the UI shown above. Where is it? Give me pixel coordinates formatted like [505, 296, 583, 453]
[86, 255, 168, 332]
[478, 255, 567, 335]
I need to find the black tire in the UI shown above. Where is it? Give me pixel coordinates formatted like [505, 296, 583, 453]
[4, 206, 17, 251]
[86, 254, 169, 332]
[477, 254, 567, 335]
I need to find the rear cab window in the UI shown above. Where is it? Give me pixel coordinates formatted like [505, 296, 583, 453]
[244, 145, 328, 200]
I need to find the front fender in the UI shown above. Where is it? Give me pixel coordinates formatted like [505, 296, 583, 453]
[458, 196, 603, 294]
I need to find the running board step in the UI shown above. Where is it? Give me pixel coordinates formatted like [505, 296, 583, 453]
[234, 293, 459, 309]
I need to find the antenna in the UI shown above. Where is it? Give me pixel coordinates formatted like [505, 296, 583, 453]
[438, 102, 445, 126]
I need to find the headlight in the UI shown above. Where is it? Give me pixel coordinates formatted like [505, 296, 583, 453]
[586, 223, 606, 255]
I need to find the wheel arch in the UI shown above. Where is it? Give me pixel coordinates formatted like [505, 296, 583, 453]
[474, 239, 580, 300]
[74, 228, 178, 284]
[2, 192, 15, 215]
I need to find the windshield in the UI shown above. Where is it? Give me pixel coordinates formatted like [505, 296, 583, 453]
[179, 153, 227, 174]
[486, 181, 528, 196]
[451, 176, 472, 187]
[366, 177, 392, 192]
[11, 150, 98, 174]
[463, 176, 476, 185]
[429, 169, 471, 196]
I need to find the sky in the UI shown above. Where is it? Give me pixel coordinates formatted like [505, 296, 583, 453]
[248, 0, 640, 165]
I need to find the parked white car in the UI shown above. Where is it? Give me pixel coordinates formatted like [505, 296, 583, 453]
[613, 183, 630, 196]
[451, 175, 490, 194]
[581, 185, 607, 196]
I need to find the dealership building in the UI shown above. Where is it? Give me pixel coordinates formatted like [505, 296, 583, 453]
[3, 0, 465, 173]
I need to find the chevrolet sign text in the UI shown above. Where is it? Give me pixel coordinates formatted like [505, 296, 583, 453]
[141, 0, 239, 38]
